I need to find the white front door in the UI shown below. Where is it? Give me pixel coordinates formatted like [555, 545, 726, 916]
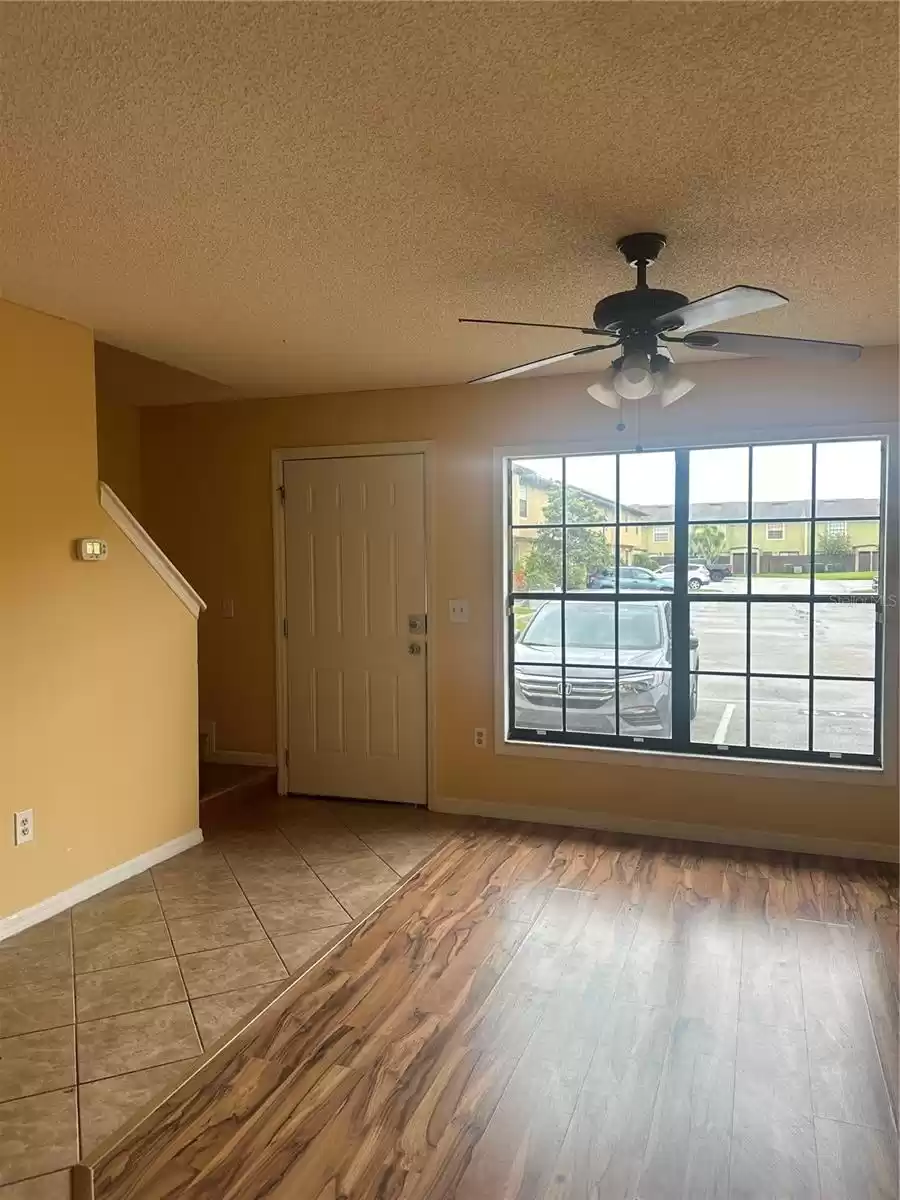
[283, 453, 427, 804]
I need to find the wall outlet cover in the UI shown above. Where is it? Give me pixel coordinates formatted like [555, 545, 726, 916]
[14, 809, 34, 845]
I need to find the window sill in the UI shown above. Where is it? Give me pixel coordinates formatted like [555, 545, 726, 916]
[496, 734, 892, 787]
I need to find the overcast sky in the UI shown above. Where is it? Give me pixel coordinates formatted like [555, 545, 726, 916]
[516, 441, 881, 511]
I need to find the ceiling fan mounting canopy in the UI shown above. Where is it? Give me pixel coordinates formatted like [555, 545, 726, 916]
[594, 232, 688, 335]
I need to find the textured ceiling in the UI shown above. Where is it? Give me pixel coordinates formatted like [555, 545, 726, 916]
[2, 2, 897, 399]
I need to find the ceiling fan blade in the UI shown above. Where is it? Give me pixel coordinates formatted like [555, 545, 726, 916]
[653, 285, 788, 333]
[468, 344, 609, 385]
[682, 330, 862, 363]
[460, 317, 605, 334]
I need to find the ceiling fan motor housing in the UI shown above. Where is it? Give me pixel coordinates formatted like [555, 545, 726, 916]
[592, 288, 689, 335]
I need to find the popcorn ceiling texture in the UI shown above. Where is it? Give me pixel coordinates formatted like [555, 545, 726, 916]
[1, 2, 896, 399]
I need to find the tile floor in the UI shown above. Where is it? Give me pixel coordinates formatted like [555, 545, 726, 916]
[0, 786, 452, 1194]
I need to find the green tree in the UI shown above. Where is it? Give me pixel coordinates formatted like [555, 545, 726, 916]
[631, 550, 656, 569]
[816, 527, 852, 566]
[521, 486, 614, 590]
[689, 524, 727, 564]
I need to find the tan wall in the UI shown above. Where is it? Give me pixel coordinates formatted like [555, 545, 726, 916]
[0, 301, 200, 920]
[95, 371, 143, 518]
[141, 347, 899, 852]
[94, 342, 239, 521]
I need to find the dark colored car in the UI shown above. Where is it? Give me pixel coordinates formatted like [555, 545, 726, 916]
[513, 599, 699, 738]
[707, 560, 733, 583]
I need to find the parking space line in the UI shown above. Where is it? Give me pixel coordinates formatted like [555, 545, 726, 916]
[713, 702, 735, 744]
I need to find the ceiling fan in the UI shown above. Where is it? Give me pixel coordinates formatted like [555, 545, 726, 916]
[460, 232, 862, 407]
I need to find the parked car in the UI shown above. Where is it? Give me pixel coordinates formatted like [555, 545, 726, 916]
[653, 562, 710, 591]
[707, 561, 732, 583]
[514, 599, 699, 737]
[587, 566, 671, 591]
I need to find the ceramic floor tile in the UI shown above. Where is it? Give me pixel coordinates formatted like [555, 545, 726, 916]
[815, 1116, 899, 1199]
[155, 879, 249, 920]
[278, 827, 369, 866]
[356, 831, 445, 875]
[0, 1089, 78, 1186]
[71, 891, 162, 935]
[0, 915, 71, 953]
[177, 941, 288, 1000]
[231, 869, 330, 905]
[78, 1059, 199, 1157]
[327, 877, 397, 919]
[0, 1027, 75, 1103]
[252, 894, 350, 937]
[75, 958, 186, 1023]
[190, 983, 280, 1048]
[0, 978, 74, 1039]
[271, 926, 347, 974]
[73, 922, 173, 974]
[0, 943, 72, 990]
[166, 907, 267, 956]
[0, 1169, 73, 1198]
[150, 851, 234, 890]
[312, 854, 398, 891]
[96, 871, 156, 898]
[76, 1002, 200, 1083]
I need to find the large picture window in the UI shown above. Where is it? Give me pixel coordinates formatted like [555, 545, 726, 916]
[505, 439, 885, 766]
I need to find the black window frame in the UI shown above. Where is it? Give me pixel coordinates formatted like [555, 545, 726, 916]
[505, 438, 886, 768]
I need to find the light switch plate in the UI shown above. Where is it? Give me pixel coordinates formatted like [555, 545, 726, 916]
[75, 538, 108, 561]
[449, 599, 469, 623]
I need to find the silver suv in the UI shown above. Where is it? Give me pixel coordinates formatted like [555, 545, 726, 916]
[514, 600, 699, 738]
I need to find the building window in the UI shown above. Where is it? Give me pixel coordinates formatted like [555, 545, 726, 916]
[826, 520, 847, 536]
[518, 485, 529, 520]
[504, 439, 885, 767]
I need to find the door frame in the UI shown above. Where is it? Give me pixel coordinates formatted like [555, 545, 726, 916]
[272, 442, 437, 802]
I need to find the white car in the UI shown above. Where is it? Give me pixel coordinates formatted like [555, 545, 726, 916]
[653, 562, 710, 591]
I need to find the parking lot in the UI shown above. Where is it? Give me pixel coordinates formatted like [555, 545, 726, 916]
[692, 578, 876, 755]
[513, 578, 879, 757]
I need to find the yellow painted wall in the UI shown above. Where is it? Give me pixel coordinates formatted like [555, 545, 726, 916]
[141, 347, 899, 852]
[0, 301, 200, 920]
[95, 369, 143, 518]
[93, 341, 239, 522]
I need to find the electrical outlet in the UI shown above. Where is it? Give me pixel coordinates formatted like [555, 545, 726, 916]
[474, 728, 487, 748]
[14, 809, 34, 846]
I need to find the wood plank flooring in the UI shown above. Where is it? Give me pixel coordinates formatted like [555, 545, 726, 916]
[83, 815, 898, 1200]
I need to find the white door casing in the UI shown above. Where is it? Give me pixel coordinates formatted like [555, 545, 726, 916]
[283, 453, 427, 803]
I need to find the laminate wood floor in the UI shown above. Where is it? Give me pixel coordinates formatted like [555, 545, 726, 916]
[84, 813, 898, 1200]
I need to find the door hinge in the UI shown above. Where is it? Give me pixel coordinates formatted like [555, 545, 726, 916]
[284, 748, 290, 768]
[277, 485, 285, 505]
[283, 617, 288, 637]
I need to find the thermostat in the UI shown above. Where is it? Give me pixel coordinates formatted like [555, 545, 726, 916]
[75, 538, 108, 561]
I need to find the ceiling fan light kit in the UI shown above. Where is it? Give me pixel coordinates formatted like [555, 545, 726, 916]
[461, 232, 862, 405]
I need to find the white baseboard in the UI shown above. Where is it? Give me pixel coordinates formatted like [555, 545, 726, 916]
[205, 750, 277, 768]
[431, 796, 899, 864]
[0, 829, 204, 943]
